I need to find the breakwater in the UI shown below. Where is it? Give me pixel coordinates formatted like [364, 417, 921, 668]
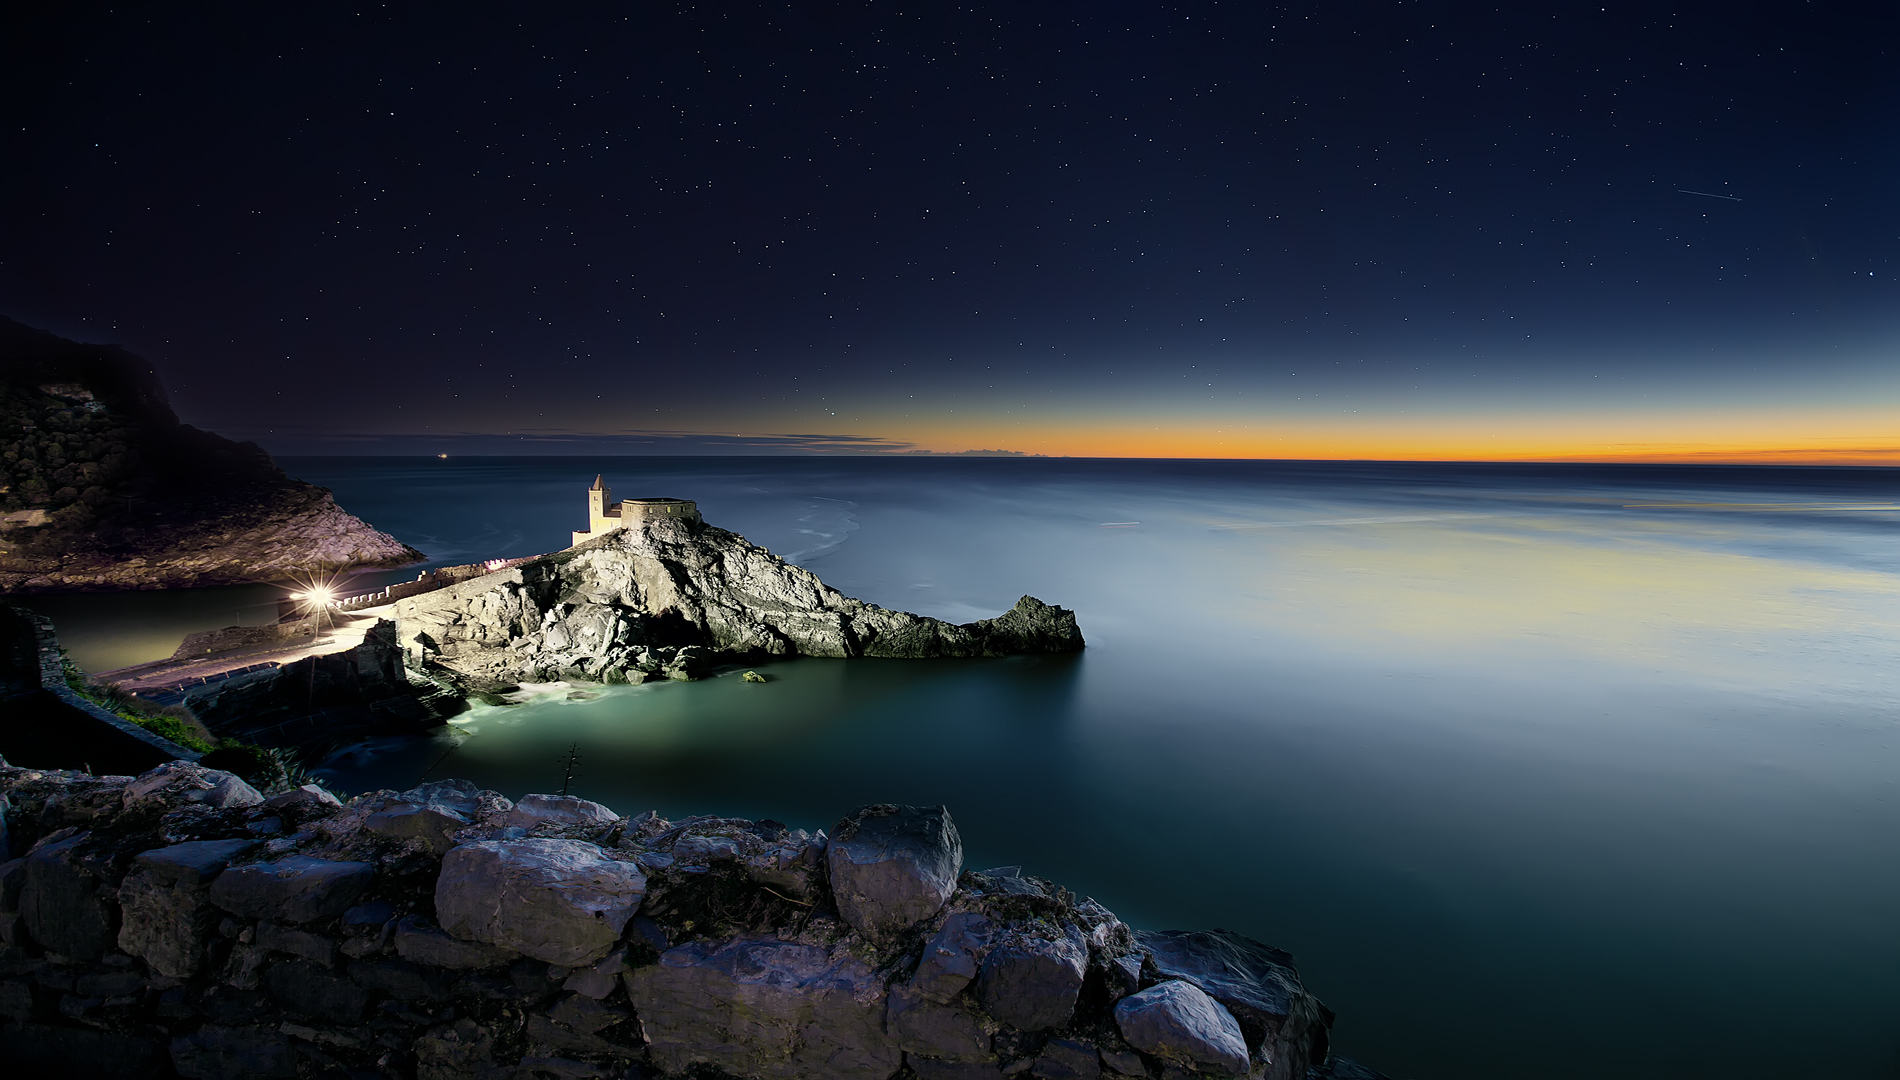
[0, 760, 1388, 1080]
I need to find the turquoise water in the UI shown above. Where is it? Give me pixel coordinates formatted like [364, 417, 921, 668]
[27, 457, 1900, 1078]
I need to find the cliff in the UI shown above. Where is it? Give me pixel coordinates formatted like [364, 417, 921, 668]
[391, 514, 1085, 689]
[0, 317, 421, 592]
[0, 760, 1391, 1080]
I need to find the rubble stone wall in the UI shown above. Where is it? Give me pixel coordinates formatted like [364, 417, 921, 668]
[0, 607, 202, 775]
[0, 760, 1383, 1080]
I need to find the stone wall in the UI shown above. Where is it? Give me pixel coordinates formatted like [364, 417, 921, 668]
[172, 619, 321, 661]
[0, 607, 202, 775]
[0, 761, 1391, 1080]
[331, 558, 540, 614]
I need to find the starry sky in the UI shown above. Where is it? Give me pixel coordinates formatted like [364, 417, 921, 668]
[5, 1, 1898, 461]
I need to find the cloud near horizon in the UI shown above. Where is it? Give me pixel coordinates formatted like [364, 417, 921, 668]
[234, 426, 932, 456]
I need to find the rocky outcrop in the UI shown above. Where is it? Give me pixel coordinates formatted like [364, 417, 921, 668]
[181, 619, 468, 752]
[391, 513, 1084, 689]
[1115, 980, 1252, 1077]
[0, 316, 420, 593]
[0, 762, 1391, 1080]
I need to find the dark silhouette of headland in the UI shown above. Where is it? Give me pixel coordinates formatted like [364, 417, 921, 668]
[0, 317, 419, 593]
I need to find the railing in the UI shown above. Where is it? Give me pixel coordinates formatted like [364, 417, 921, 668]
[324, 555, 543, 611]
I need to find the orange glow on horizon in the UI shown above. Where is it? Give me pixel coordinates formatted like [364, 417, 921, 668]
[855, 408, 1900, 464]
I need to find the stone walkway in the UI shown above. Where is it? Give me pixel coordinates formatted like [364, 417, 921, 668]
[96, 608, 393, 706]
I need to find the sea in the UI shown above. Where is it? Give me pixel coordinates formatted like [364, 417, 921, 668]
[20, 456, 1900, 1079]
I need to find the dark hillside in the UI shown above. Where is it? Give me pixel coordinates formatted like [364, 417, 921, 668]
[0, 317, 420, 592]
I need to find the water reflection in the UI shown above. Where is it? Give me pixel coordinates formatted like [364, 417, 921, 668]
[17, 458, 1900, 1079]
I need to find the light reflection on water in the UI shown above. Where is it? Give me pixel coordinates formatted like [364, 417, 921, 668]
[23, 458, 1900, 1079]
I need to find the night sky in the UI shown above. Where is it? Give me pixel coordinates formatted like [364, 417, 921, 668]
[5, 2, 1897, 460]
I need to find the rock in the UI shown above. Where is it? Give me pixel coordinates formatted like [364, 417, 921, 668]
[365, 800, 470, 850]
[1033, 1037, 1102, 1079]
[262, 957, 370, 1022]
[889, 980, 994, 1063]
[504, 792, 619, 830]
[912, 911, 995, 1002]
[394, 914, 520, 969]
[388, 505, 1082, 692]
[911, 1060, 1007, 1080]
[254, 921, 337, 966]
[416, 1018, 502, 1080]
[661, 645, 713, 680]
[977, 866, 1048, 898]
[78, 968, 148, 997]
[208, 855, 374, 924]
[169, 1022, 298, 1080]
[21, 830, 116, 959]
[357, 780, 482, 851]
[262, 783, 342, 811]
[0, 320, 422, 594]
[116, 838, 256, 977]
[0, 855, 24, 909]
[672, 832, 744, 861]
[185, 622, 467, 746]
[1104, 954, 1143, 999]
[434, 839, 646, 966]
[401, 778, 483, 816]
[218, 941, 268, 989]
[122, 762, 262, 812]
[347, 956, 454, 1002]
[524, 1012, 641, 1059]
[975, 924, 1089, 1032]
[1113, 980, 1250, 1079]
[1098, 1043, 1148, 1076]
[0, 1022, 170, 1079]
[515, 1056, 616, 1080]
[743, 828, 828, 901]
[198, 985, 271, 1023]
[452, 957, 557, 1004]
[624, 934, 902, 1080]
[548, 990, 633, 1033]
[827, 803, 963, 942]
[965, 595, 1088, 656]
[1137, 928, 1330, 1068]
[742, 670, 767, 683]
[560, 945, 628, 998]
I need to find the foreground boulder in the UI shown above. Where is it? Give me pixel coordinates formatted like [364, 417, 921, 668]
[121, 761, 262, 812]
[1115, 980, 1251, 1078]
[625, 935, 901, 1079]
[117, 838, 256, 977]
[435, 838, 646, 966]
[21, 830, 118, 959]
[207, 855, 374, 924]
[974, 921, 1090, 1031]
[827, 803, 963, 943]
[1138, 928, 1333, 1074]
[0, 762, 1387, 1080]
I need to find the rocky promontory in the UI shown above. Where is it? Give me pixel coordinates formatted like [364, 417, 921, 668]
[392, 512, 1084, 689]
[0, 760, 1390, 1080]
[0, 317, 419, 593]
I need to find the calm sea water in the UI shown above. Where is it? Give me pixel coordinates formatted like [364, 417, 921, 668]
[24, 457, 1900, 1079]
